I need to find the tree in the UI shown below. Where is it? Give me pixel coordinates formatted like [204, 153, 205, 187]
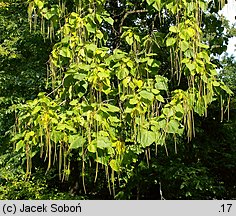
[7, 0, 234, 198]
[0, 0, 57, 199]
[0, 0, 51, 145]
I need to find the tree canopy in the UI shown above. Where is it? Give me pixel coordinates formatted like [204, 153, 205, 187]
[0, 0, 235, 199]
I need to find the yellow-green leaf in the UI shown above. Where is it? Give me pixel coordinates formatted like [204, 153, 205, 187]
[140, 90, 154, 101]
[16, 140, 24, 152]
[88, 143, 97, 153]
[110, 159, 119, 172]
[69, 135, 86, 149]
[166, 37, 176, 47]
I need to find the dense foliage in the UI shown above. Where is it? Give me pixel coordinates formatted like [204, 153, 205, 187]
[0, 0, 235, 199]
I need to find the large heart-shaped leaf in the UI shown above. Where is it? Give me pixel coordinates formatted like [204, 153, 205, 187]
[139, 130, 156, 148]
[69, 135, 86, 149]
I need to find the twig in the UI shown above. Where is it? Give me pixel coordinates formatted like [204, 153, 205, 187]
[46, 78, 64, 97]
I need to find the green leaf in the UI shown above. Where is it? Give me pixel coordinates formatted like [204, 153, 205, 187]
[195, 98, 205, 116]
[155, 75, 168, 91]
[74, 73, 87, 81]
[96, 30, 104, 39]
[110, 159, 119, 172]
[16, 140, 24, 152]
[108, 116, 120, 123]
[69, 100, 78, 106]
[156, 94, 165, 102]
[35, 0, 44, 9]
[98, 131, 109, 137]
[117, 67, 129, 80]
[112, 49, 127, 60]
[213, 81, 220, 87]
[167, 119, 182, 134]
[186, 27, 195, 37]
[78, 63, 91, 71]
[96, 14, 103, 24]
[153, 0, 161, 11]
[44, 11, 55, 20]
[129, 98, 139, 105]
[88, 143, 97, 153]
[134, 34, 141, 42]
[147, 0, 155, 5]
[98, 71, 110, 78]
[198, 43, 209, 49]
[51, 131, 63, 143]
[147, 58, 154, 66]
[152, 89, 160, 95]
[59, 47, 72, 58]
[124, 107, 133, 113]
[180, 41, 189, 52]
[32, 106, 41, 115]
[85, 43, 97, 52]
[199, 1, 207, 10]
[125, 36, 133, 46]
[69, 135, 86, 149]
[103, 17, 114, 25]
[169, 26, 178, 33]
[139, 90, 154, 101]
[163, 107, 174, 116]
[140, 130, 156, 148]
[156, 119, 167, 129]
[95, 156, 109, 166]
[85, 22, 96, 33]
[65, 125, 76, 133]
[166, 37, 176, 47]
[220, 84, 233, 95]
[11, 133, 24, 143]
[57, 123, 66, 131]
[105, 104, 120, 112]
[186, 62, 196, 71]
[25, 131, 35, 140]
[96, 136, 112, 149]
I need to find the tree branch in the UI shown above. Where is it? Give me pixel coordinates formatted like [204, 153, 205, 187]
[119, 9, 148, 34]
